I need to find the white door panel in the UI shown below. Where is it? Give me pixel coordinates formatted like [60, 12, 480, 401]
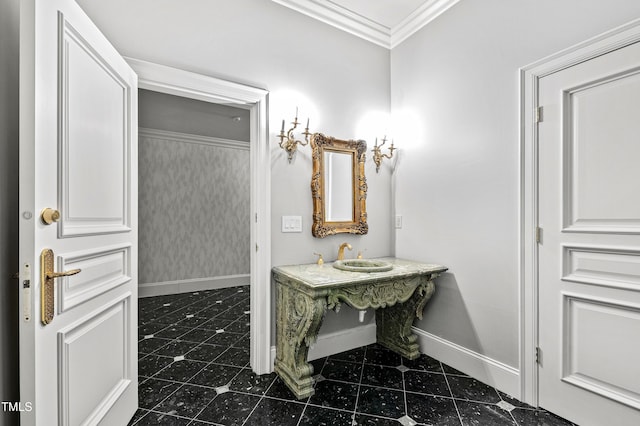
[19, 0, 138, 424]
[538, 40, 640, 425]
[562, 293, 640, 408]
[61, 12, 131, 236]
[57, 243, 132, 312]
[59, 295, 133, 426]
[564, 70, 640, 233]
[563, 245, 640, 291]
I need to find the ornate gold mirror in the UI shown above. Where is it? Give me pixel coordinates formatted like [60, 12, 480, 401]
[311, 133, 367, 238]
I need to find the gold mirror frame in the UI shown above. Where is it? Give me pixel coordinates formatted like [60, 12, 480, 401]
[311, 133, 368, 238]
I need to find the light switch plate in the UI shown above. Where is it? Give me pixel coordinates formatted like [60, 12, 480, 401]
[282, 215, 302, 233]
[395, 215, 403, 229]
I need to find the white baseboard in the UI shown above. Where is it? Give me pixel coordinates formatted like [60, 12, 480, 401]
[266, 323, 520, 398]
[413, 327, 520, 398]
[139, 274, 250, 298]
[269, 323, 377, 369]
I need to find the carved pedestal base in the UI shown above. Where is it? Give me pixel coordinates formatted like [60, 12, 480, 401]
[274, 285, 327, 399]
[376, 280, 435, 360]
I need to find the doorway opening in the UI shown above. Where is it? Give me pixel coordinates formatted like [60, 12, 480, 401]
[137, 89, 251, 296]
[128, 58, 271, 374]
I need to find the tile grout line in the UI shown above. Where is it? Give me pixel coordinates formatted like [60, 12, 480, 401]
[349, 346, 369, 425]
[191, 359, 252, 424]
[295, 356, 329, 426]
[139, 345, 241, 422]
[401, 364, 409, 422]
[440, 362, 464, 426]
[140, 290, 225, 321]
[240, 370, 280, 426]
[140, 286, 247, 328]
[496, 390, 521, 425]
[142, 290, 250, 361]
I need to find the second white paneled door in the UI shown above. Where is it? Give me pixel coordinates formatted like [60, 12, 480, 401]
[537, 41, 640, 425]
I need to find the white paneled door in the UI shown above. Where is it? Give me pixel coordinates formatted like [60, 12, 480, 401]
[19, 0, 138, 425]
[538, 41, 640, 426]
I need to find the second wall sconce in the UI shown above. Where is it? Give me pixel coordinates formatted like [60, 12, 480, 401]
[278, 107, 311, 163]
[371, 136, 396, 173]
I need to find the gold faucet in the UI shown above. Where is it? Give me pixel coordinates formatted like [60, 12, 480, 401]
[337, 243, 352, 260]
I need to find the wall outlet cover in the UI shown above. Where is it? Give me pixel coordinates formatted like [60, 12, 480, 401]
[282, 215, 303, 233]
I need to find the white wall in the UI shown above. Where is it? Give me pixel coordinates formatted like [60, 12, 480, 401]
[75, 0, 393, 335]
[392, 0, 640, 377]
[0, 0, 20, 424]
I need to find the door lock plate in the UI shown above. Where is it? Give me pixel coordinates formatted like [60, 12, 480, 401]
[40, 249, 56, 325]
[40, 249, 81, 325]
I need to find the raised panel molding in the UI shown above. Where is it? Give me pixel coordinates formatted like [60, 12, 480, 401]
[58, 294, 133, 425]
[57, 244, 132, 312]
[563, 245, 640, 291]
[59, 16, 131, 237]
[271, 0, 460, 49]
[563, 70, 640, 234]
[562, 293, 640, 409]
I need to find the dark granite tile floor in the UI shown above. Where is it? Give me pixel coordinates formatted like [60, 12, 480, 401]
[129, 287, 575, 426]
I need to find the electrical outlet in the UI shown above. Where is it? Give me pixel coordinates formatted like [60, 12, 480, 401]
[282, 215, 302, 233]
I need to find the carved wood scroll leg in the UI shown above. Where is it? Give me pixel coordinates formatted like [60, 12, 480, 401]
[376, 278, 436, 360]
[274, 284, 327, 399]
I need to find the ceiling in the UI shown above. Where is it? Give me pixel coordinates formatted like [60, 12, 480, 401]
[272, 0, 461, 49]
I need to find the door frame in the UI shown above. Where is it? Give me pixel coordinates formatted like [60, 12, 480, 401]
[126, 58, 272, 374]
[519, 18, 640, 406]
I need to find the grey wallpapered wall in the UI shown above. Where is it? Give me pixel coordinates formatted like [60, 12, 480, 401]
[138, 133, 250, 284]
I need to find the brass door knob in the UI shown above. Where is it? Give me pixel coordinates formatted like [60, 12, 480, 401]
[40, 208, 61, 225]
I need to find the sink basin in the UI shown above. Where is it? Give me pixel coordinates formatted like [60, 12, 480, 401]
[333, 259, 393, 273]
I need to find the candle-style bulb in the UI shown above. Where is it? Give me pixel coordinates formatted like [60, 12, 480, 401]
[306, 118, 309, 129]
[281, 119, 285, 132]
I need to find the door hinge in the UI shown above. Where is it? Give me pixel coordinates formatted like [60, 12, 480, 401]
[535, 347, 541, 364]
[255, 213, 258, 223]
[535, 227, 542, 244]
[535, 106, 544, 123]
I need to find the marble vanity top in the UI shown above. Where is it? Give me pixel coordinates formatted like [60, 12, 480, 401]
[272, 257, 447, 289]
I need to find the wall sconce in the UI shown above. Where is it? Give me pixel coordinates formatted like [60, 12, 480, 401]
[371, 136, 396, 173]
[278, 107, 311, 163]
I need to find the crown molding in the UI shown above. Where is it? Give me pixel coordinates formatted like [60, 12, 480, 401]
[272, 0, 390, 48]
[139, 128, 250, 151]
[271, 0, 460, 49]
[391, 0, 460, 48]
